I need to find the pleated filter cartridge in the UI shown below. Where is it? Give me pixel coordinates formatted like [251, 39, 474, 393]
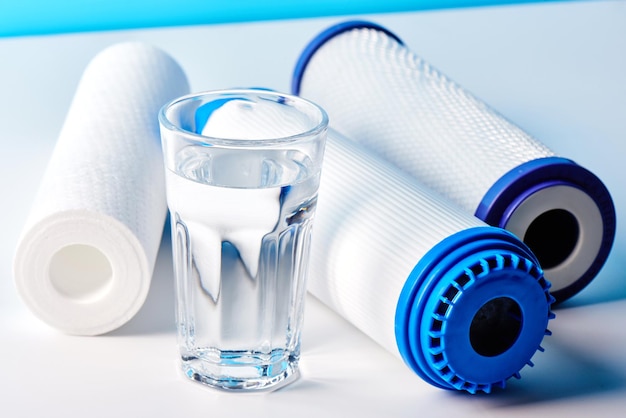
[13, 42, 190, 335]
[293, 21, 616, 303]
[309, 129, 554, 393]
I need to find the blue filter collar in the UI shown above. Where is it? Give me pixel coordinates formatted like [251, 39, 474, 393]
[395, 227, 554, 394]
[475, 157, 616, 303]
[291, 20, 404, 96]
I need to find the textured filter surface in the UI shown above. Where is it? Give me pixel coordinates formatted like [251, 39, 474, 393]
[310, 130, 553, 393]
[297, 26, 554, 212]
[13, 42, 190, 335]
[310, 129, 487, 354]
[295, 24, 615, 301]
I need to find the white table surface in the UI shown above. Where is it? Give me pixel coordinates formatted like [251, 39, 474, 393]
[1, 1, 626, 416]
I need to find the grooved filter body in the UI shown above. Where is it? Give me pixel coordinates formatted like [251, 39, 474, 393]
[312, 130, 485, 353]
[294, 21, 616, 302]
[310, 129, 553, 393]
[13, 42, 190, 335]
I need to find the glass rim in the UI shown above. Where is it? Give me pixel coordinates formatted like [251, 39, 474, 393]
[158, 88, 329, 148]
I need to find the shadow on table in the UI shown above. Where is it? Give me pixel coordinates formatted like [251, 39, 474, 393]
[459, 336, 626, 406]
[109, 230, 176, 336]
[554, 242, 626, 310]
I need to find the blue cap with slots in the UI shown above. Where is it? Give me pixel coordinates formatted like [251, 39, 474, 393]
[396, 227, 554, 393]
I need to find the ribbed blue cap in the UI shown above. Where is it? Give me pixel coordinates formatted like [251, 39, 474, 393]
[395, 227, 554, 394]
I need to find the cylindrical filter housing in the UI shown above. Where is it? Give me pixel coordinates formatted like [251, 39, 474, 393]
[293, 21, 616, 303]
[13, 42, 190, 335]
[309, 129, 554, 393]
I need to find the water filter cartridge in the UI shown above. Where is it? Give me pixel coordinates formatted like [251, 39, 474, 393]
[310, 128, 554, 393]
[13, 42, 190, 335]
[293, 21, 616, 303]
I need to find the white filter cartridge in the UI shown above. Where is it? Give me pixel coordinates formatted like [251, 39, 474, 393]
[310, 129, 554, 393]
[293, 21, 616, 303]
[13, 42, 190, 335]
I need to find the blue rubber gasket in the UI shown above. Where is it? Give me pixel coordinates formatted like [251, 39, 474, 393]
[291, 20, 404, 96]
[475, 157, 616, 303]
[395, 227, 553, 393]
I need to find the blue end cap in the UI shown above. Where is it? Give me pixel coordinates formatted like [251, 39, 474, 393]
[291, 20, 404, 96]
[395, 227, 554, 394]
[475, 157, 616, 303]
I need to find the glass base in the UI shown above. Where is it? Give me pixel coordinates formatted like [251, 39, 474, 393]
[180, 350, 300, 392]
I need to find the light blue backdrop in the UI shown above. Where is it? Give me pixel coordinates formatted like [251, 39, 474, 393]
[0, 0, 567, 37]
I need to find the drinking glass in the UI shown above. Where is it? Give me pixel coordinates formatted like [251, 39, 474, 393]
[159, 89, 328, 391]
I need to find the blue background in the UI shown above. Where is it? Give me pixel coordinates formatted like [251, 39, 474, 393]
[0, 0, 566, 37]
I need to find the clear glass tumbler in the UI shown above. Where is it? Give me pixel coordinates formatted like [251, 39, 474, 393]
[159, 89, 328, 391]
